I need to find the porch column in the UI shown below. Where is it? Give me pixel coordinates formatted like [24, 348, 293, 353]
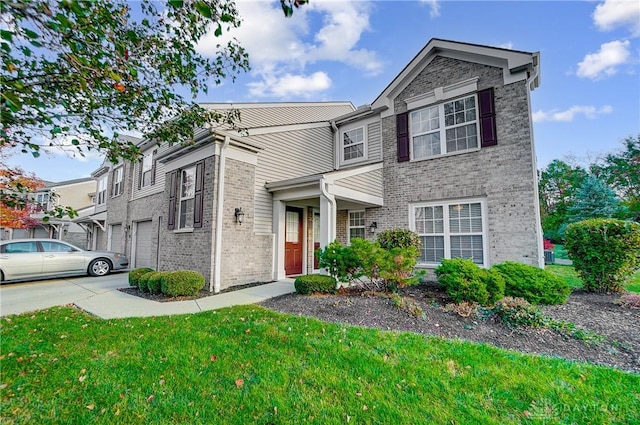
[272, 200, 286, 280]
[319, 193, 336, 248]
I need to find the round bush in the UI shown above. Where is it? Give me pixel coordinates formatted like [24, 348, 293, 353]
[492, 261, 571, 305]
[435, 258, 505, 305]
[160, 270, 205, 297]
[377, 229, 422, 251]
[137, 271, 158, 293]
[140, 272, 167, 294]
[294, 274, 337, 295]
[128, 267, 154, 288]
[565, 219, 640, 293]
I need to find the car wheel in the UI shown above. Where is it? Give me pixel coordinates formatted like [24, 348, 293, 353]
[88, 259, 112, 277]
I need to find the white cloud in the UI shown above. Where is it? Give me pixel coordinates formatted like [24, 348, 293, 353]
[248, 71, 331, 98]
[196, 0, 381, 99]
[593, 0, 640, 36]
[420, 0, 440, 18]
[532, 105, 613, 123]
[576, 40, 631, 79]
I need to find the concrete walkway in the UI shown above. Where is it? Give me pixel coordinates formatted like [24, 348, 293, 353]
[0, 272, 295, 319]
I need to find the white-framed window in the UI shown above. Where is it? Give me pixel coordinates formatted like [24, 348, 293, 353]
[97, 175, 107, 205]
[141, 152, 154, 187]
[33, 192, 49, 210]
[112, 166, 123, 196]
[348, 210, 365, 243]
[411, 199, 486, 266]
[410, 94, 478, 160]
[342, 126, 365, 162]
[178, 166, 196, 229]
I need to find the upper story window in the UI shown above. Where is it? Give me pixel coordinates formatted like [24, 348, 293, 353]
[348, 210, 365, 243]
[342, 127, 365, 162]
[178, 166, 196, 229]
[411, 199, 486, 267]
[141, 151, 155, 188]
[410, 94, 478, 160]
[112, 166, 124, 197]
[97, 175, 107, 205]
[33, 192, 50, 211]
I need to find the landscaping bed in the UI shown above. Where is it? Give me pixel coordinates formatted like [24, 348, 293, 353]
[260, 282, 640, 374]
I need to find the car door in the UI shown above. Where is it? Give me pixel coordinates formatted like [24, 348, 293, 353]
[40, 241, 87, 275]
[0, 241, 43, 280]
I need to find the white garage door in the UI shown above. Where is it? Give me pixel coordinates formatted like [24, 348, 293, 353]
[134, 220, 153, 268]
[34, 227, 49, 238]
[110, 224, 123, 253]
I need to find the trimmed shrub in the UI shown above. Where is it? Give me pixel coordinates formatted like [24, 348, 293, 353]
[492, 261, 571, 305]
[144, 271, 166, 295]
[564, 219, 640, 292]
[377, 229, 422, 251]
[294, 274, 337, 295]
[128, 267, 154, 288]
[137, 271, 157, 293]
[435, 258, 505, 305]
[161, 270, 205, 297]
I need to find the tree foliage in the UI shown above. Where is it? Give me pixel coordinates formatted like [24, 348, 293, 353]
[591, 135, 640, 220]
[0, 165, 43, 229]
[568, 175, 623, 222]
[1, 0, 249, 163]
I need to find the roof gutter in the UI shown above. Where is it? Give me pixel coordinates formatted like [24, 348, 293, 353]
[210, 134, 230, 293]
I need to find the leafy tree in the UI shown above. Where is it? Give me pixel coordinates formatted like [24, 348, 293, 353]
[1, 0, 249, 163]
[538, 159, 588, 241]
[0, 166, 44, 229]
[591, 135, 640, 221]
[568, 175, 623, 222]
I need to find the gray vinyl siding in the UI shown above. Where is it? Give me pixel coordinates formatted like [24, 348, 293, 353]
[132, 144, 171, 200]
[334, 168, 383, 198]
[201, 103, 354, 128]
[253, 126, 335, 233]
[367, 121, 382, 162]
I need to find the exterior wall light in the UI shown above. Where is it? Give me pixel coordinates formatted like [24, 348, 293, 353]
[369, 221, 377, 233]
[234, 208, 245, 225]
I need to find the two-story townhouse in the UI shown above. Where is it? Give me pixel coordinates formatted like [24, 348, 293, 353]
[96, 38, 543, 292]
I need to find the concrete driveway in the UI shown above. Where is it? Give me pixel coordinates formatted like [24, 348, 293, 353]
[0, 272, 129, 317]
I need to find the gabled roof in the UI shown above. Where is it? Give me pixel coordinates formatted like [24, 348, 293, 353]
[42, 177, 94, 189]
[200, 102, 355, 129]
[372, 38, 540, 116]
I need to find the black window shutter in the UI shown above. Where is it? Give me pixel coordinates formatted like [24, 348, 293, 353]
[151, 150, 157, 185]
[193, 161, 205, 228]
[167, 170, 178, 230]
[137, 161, 142, 190]
[110, 170, 115, 197]
[478, 88, 497, 147]
[396, 112, 410, 162]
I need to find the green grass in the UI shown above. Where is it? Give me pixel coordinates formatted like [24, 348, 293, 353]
[547, 265, 640, 293]
[2, 306, 639, 424]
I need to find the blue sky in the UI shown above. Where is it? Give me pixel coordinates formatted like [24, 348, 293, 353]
[9, 0, 640, 182]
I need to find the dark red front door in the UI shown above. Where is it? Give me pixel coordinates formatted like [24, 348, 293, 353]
[285, 207, 303, 275]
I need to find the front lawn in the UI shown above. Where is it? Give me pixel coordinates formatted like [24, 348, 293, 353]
[1, 306, 638, 424]
[547, 265, 640, 293]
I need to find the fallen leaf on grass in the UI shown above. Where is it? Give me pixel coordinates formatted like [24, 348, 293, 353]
[210, 355, 218, 362]
[235, 379, 244, 387]
[86, 404, 95, 410]
[147, 395, 154, 402]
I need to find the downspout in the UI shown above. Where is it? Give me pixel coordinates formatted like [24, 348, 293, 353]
[319, 177, 336, 242]
[210, 135, 230, 293]
[330, 120, 339, 170]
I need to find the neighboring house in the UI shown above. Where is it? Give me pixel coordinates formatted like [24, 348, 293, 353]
[2, 178, 95, 248]
[91, 38, 544, 291]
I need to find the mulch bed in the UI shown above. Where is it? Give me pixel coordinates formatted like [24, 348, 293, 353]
[118, 280, 275, 302]
[119, 280, 638, 373]
[260, 283, 640, 374]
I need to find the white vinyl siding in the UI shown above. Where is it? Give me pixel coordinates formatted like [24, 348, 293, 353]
[411, 199, 486, 266]
[254, 126, 335, 234]
[133, 144, 170, 200]
[410, 94, 479, 160]
[366, 121, 382, 162]
[334, 168, 383, 198]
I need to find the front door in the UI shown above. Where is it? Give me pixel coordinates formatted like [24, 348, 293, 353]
[285, 207, 303, 275]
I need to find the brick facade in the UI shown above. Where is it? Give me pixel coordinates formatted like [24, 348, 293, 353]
[369, 56, 542, 266]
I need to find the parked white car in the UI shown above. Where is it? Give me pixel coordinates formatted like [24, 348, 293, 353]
[0, 239, 129, 283]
